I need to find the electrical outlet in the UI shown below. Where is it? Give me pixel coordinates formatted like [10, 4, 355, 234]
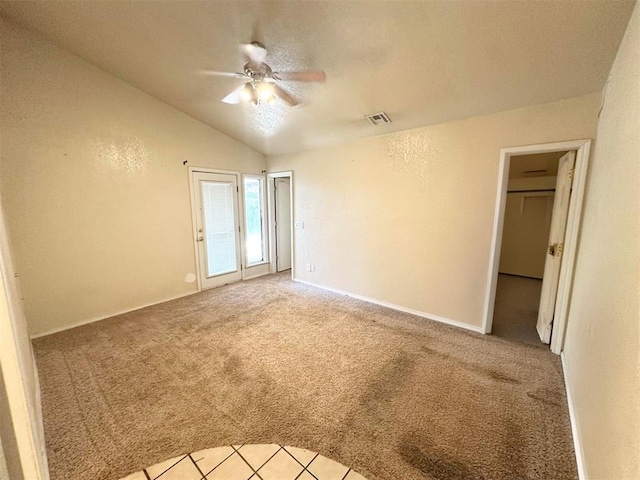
[306, 264, 311, 272]
[310, 264, 315, 272]
[294, 220, 304, 229]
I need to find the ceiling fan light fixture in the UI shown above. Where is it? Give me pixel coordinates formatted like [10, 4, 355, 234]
[212, 42, 326, 107]
[240, 82, 255, 103]
[256, 82, 276, 103]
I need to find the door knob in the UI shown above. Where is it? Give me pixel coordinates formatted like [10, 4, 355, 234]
[548, 243, 563, 257]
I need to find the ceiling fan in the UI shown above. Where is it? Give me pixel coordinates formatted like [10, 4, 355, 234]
[203, 41, 326, 107]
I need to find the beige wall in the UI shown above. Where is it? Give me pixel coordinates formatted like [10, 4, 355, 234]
[499, 191, 554, 279]
[0, 20, 266, 335]
[562, 3, 640, 479]
[269, 93, 600, 329]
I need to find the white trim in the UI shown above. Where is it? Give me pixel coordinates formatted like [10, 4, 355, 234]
[561, 352, 587, 480]
[30, 290, 197, 339]
[241, 174, 269, 270]
[266, 171, 293, 178]
[294, 278, 485, 334]
[188, 167, 243, 291]
[187, 168, 202, 291]
[245, 260, 269, 267]
[0, 206, 48, 479]
[482, 147, 511, 334]
[242, 264, 270, 280]
[267, 171, 295, 278]
[482, 139, 591, 355]
[188, 167, 241, 175]
[0, 299, 48, 480]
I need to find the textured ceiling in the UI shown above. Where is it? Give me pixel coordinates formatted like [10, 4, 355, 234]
[0, 1, 635, 155]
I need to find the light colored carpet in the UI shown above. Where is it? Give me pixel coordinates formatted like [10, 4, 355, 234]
[492, 274, 544, 346]
[33, 273, 577, 480]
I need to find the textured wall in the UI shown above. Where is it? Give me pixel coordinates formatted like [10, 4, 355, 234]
[562, 3, 640, 478]
[0, 20, 266, 335]
[268, 93, 600, 329]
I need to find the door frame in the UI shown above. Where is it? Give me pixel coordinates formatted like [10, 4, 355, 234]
[240, 173, 271, 280]
[267, 172, 294, 277]
[0, 203, 49, 480]
[481, 139, 592, 354]
[188, 167, 243, 292]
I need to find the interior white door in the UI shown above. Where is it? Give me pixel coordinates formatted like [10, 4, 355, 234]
[193, 172, 242, 289]
[536, 151, 576, 343]
[275, 177, 292, 272]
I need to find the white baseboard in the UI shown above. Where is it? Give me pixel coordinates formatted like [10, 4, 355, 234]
[30, 290, 198, 339]
[243, 267, 271, 281]
[293, 278, 485, 334]
[32, 276, 485, 338]
[561, 352, 587, 480]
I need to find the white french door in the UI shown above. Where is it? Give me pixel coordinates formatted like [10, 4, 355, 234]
[192, 171, 242, 289]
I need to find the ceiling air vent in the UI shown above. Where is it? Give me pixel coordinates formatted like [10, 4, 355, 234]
[366, 112, 391, 126]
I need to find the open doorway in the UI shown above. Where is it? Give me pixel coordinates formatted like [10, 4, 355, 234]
[267, 172, 294, 277]
[274, 177, 292, 272]
[492, 151, 568, 345]
[483, 140, 592, 354]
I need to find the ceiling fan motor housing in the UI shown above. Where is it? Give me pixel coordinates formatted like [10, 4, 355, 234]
[244, 62, 274, 82]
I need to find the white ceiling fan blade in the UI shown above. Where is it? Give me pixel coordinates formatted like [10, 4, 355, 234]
[275, 70, 326, 83]
[199, 70, 245, 78]
[240, 42, 267, 64]
[273, 85, 299, 106]
[221, 84, 247, 104]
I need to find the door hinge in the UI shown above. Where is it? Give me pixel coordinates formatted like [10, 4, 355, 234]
[568, 168, 574, 180]
[237, 186, 239, 192]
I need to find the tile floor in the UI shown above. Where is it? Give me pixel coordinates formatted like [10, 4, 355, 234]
[120, 444, 367, 480]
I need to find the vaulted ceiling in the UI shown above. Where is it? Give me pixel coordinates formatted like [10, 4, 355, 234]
[0, 1, 635, 155]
